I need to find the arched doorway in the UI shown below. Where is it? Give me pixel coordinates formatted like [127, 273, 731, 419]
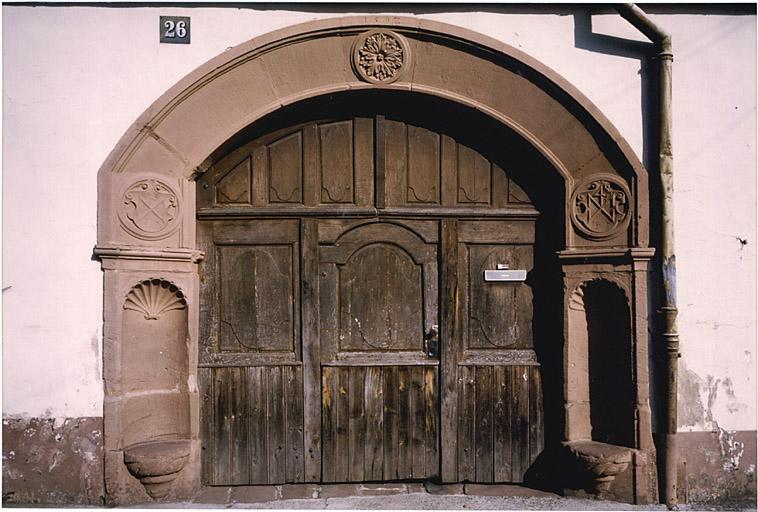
[195, 91, 564, 485]
[95, 17, 657, 505]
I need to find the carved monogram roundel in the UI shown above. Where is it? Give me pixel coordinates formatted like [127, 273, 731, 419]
[352, 30, 409, 84]
[118, 178, 180, 240]
[570, 175, 631, 240]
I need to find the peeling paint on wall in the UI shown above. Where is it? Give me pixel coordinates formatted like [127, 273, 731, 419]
[2, 417, 104, 505]
[678, 363, 750, 432]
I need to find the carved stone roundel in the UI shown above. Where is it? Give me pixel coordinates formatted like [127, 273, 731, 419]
[570, 175, 631, 240]
[118, 178, 180, 240]
[352, 30, 409, 84]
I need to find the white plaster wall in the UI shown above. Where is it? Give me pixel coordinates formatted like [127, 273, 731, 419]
[2, 6, 755, 431]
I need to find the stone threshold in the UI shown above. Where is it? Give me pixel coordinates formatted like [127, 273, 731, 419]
[190, 482, 557, 505]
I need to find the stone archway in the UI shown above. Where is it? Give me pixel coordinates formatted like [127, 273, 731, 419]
[94, 16, 655, 505]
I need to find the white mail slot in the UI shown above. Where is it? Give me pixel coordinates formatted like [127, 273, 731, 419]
[484, 269, 527, 282]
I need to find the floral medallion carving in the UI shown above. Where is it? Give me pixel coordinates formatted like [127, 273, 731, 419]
[352, 30, 410, 84]
[118, 178, 180, 240]
[570, 175, 631, 240]
[124, 279, 187, 320]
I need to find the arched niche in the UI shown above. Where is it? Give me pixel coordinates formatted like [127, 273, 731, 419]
[94, 16, 656, 505]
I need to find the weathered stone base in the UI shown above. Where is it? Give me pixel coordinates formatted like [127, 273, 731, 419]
[677, 430, 756, 506]
[2, 417, 104, 506]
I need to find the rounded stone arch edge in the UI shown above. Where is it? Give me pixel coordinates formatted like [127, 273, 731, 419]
[96, 15, 647, 187]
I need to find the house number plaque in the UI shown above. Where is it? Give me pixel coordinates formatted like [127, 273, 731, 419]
[484, 264, 527, 282]
[160, 16, 190, 44]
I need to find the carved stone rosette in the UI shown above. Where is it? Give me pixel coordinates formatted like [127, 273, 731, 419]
[118, 178, 180, 240]
[570, 175, 631, 240]
[352, 30, 410, 84]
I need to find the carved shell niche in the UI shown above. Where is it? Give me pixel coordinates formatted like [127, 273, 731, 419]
[124, 279, 187, 320]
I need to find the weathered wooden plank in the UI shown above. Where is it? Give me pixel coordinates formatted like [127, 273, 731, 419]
[440, 135, 457, 206]
[268, 367, 286, 484]
[457, 144, 491, 205]
[302, 123, 319, 207]
[517, 366, 531, 482]
[529, 366, 544, 468]
[251, 145, 268, 207]
[492, 162, 509, 208]
[215, 156, 252, 205]
[335, 367, 351, 481]
[232, 367, 251, 485]
[321, 367, 336, 482]
[383, 118, 407, 207]
[383, 366, 399, 480]
[407, 125, 440, 204]
[319, 121, 354, 204]
[199, 352, 301, 367]
[248, 366, 269, 484]
[348, 367, 365, 482]
[198, 205, 538, 219]
[354, 117, 374, 207]
[212, 368, 230, 484]
[198, 367, 213, 485]
[457, 365, 475, 482]
[364, 366, 384, 480]
[410, 366, 426, 479]
[285, 366, 305, 482]
[301, 219, 321, 482]
[397, 366, 412, 480]
[493, 365, 512, 482]
[424, 367, 439, 478]
[457, 220, 535, 244]
[475, 366, 494, 483]
[268, 131, 303, 204]
[375, 115, 386, 209]
[212, 218, 299, 244]
[440, 219, 459, 482]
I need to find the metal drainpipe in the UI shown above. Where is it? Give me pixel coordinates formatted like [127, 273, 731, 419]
[615, 4, 679, 510]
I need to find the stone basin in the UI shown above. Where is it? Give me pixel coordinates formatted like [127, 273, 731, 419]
[123, 439, 190, 499]
[563, 440, 632, 494]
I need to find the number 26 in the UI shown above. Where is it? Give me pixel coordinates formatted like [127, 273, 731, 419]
[164, 20, 187, 38]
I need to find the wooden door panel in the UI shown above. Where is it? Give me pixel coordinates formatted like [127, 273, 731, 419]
[321, 365, 439, 482]
[200, 365, 305, 485]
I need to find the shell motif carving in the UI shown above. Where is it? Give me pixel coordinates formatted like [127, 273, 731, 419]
[124, 279, 187, 320]
[118, 178, 180, 241]
[352, 30, 409, 84]
[570, 175, 631, 241]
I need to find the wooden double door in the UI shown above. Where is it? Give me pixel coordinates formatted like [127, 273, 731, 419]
[197, 114, 543, 486]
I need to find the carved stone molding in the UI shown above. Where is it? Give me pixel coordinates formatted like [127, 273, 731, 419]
[118, 178, 180, 240]
[570, 175, 631, 241]
[124, 279, 187, 320]
[352, 30, 409, 84]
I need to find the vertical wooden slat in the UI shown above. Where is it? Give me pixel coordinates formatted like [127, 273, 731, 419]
[301, 219, 321, 482]
[475, 366, 494, 482]
[440, 219, 459, 482]
[249, 367, 268, 484]
[348, 367, 365, 482]
[364, 366, 384, 480]
[251, 145, 267, 206]
[457, 366, 475, 482]
[335, 367, 351, 481]
[440, 135, 457, 206]
[517, 366, 531, 480]
[321, 367, 336, 482]
[302, 123, 319, 207]
[354, 117, 374, 207]
[375, 115, 386, 208]
[397, 366, 412, 479]
[424, 367, 439, 478]
[383, 366, 399, 480]
[509, 366, 524, 482]
[212, 368, 229, 484]
[383, 119, 406, 207]
[529, 366, 544, 467]
[410, 366, 426, 479]
[268, 367, 286, 484]
[285, 366, 305, 482]
[199, 367, 213, 485]
[493, 365, 512, 482]
[232, 367, 251, 485]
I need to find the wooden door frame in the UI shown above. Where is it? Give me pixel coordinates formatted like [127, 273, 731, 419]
[95, 15, 656, 505]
